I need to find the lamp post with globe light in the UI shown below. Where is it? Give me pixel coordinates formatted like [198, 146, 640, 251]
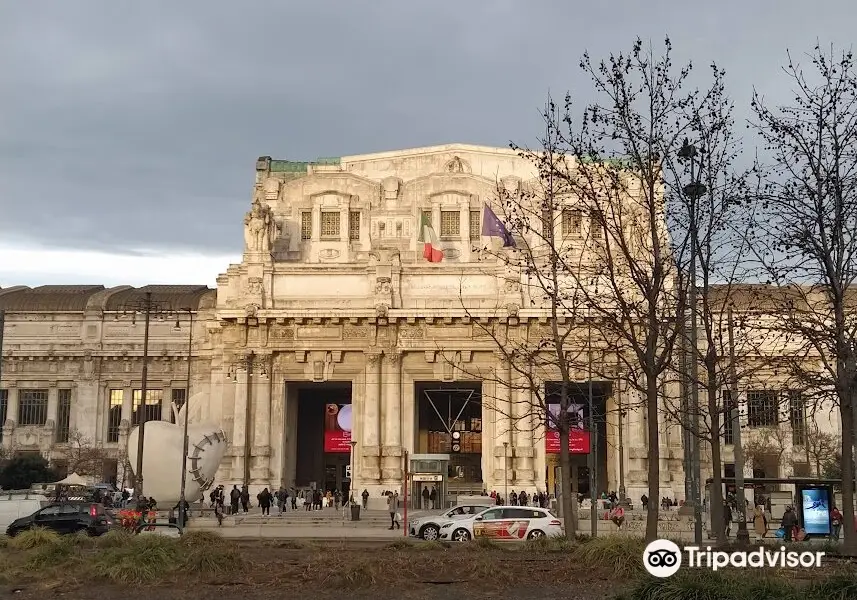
[173, 308, 194, 530]
[117, 291, 175, 500]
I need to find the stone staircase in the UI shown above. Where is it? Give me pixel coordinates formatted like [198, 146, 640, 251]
[187, 509, 423, 530]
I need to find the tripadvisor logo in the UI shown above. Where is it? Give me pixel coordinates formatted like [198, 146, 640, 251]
[642, 540, 825, 578]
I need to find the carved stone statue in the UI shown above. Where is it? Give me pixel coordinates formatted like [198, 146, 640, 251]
[244, 200, 273, 253]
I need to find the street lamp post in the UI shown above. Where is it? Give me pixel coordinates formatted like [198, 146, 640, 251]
[728, 308, 750, 544]
[349, 439, 357, 505]
[176, 308, 194, 530]
[679, 139, 706, 545]
[587, 318, 597, 536]
[133, 292, 153, 499]
[503, 442, 509, 503]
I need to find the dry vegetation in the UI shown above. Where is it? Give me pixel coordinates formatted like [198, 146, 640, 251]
[0, 530, 854, 600]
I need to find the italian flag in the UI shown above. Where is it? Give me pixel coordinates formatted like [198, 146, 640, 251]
[418, 213, 443, 262]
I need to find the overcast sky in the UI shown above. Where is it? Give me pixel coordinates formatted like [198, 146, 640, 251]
[1, 1, 854, 287]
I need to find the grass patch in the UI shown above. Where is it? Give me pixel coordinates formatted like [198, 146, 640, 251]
[573, 535, 646, 577]
[384, 539, 417, 550]
[523, 534, 576, 553]
[0, 535, 7, 548]
[7, 527, 63, 550]
[90, 536, 180, 584]
[626, 570, 794, 600]
[804, 573, 857, 600]
[264, 539, 313, 549]
[180, 529, 223, 546]
[95, 528, 135, 548]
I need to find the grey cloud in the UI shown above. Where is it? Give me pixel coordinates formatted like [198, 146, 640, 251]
[0, 0, 854, 254]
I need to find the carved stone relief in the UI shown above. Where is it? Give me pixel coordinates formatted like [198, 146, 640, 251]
[445, 156, 471, 173]
[246, 277, 263, 296]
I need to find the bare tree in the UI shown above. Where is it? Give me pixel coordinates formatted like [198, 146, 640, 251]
[57, 430, 107, 478]
[749, 45, 857, 552]
[742, 425, 790, 474]
[453, 108, 596, 537]
[548, 38, 708, 542]
[805, 424, 841, 477]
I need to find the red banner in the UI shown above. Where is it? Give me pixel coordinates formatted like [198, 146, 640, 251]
[324, 430, 352, 453]
[545, 429, 590, 454]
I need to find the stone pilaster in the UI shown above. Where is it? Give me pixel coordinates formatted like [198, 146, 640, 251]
[492, 353, 512, 484]
[1, 385, 17, 451]
[513, 380, 535, 488]
[381, 352, 403, 484]
[361, 352, 382, 483]
[45, 384, 58, 444]
[231, 370, 248, 481]
[251, 356, 272, 486]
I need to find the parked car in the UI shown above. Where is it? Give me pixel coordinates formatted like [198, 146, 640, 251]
[409, 503, 493, 541]
[439, 506, 563, 542]
[5, 501, 111, 537]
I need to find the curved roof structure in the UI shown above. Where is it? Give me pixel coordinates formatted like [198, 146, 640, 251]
[0, 285, 215, 312]
[102, 285, 214, 311]
[0, 285, 106, 311]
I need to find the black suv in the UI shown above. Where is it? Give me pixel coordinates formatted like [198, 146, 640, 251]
[6, 502, 110, 537]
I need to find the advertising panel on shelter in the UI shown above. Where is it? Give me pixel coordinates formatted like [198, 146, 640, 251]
[545, 403, 590, 454]
[800, 486, 831, 535]
[323, 403, 352, 452]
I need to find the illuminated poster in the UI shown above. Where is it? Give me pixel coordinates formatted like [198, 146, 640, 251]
[324, 403, 352, 453]
[800, 487, 831, 535]
[545, 403, 590, 454]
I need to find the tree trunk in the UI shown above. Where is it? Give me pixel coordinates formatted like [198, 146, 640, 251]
[839, 388, 856, 553]
[559, 389, 578, 539]
[707, 378, 725, 544]
[645, 373, 660, 542]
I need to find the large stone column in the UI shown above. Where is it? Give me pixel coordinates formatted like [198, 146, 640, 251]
[231, 370, 248, 483]
[381, 352, 403, 485]
[251, 357, 271, 486]
[493, 353, 512, 487]
[361, 352, 382, 484]
[513, 380, 535, 490]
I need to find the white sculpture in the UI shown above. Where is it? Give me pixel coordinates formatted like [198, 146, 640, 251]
[244, 199, 272, 253]
[126, 400, 229, 505]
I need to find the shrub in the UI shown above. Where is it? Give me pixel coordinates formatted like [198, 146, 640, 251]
[572, 535, 646, 577]
[179, 529, 223, 547]
[24, 542, 74, 571]
[90, 536, 179, 584]
[523, 534, 576, 553]
[0, 535, 7, 549]
[8, 527, 63, 550]
[804, 574, 857, 600]
[625, 570, 802, 600]
[95, 529, 135, 548]
[181, 542, 244, 576]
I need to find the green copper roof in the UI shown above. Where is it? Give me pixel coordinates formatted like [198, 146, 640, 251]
[270, 157, 341, 172]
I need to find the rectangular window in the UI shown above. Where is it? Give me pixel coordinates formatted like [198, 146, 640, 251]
[171, 388, 187, 423]
[589, 209, 603, 239]
[300, 212, 312, 240]
[320, 212, 340, 239]
[542, 208, 553, 234]
[0, 390, 7, 443]
[348, 211, 360, 240]
[469, 210, 481, 240]
[107, 389, 123, 443]
[723, 390, 735, 444]
[747, 390, 778, 428]
[56, 389, 72, 443]
[18, 389, 48, 426]
[562, 209, 582, 236]
[789, 391, 806, 446]
[132, 389, 163, 425]
[440, 211, 460, 237]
